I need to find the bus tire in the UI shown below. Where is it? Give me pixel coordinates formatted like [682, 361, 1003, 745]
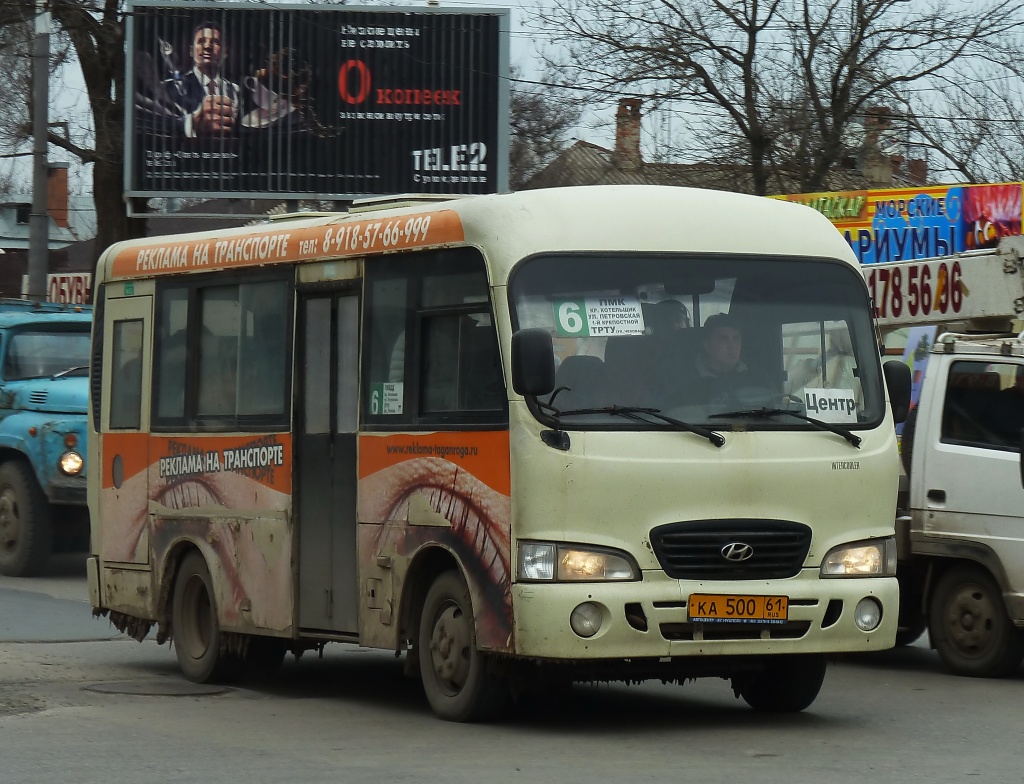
[172, 551, 234, 683]
[0, 461, 53, 578]
[418, 570, 507, 722]
[929, 564, 1024, 677]
[737, 654, 827, 712]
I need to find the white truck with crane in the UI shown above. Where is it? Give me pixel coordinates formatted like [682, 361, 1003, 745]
[867, 235, 1024, 676]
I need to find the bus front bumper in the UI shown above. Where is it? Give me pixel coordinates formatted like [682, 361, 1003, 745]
[511, 569, 897, 660]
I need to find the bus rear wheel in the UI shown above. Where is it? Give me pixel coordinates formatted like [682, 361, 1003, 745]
[736, 654, 827, 712]
[418, 570, 506, 722]
[172, 551, 234, 683]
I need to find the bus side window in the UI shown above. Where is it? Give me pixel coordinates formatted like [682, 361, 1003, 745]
[154, 277, 290, 428]
[155, 289, 189, 421]
[109, 319, 144, 429]
[420, 311, 503, 413]
[460, 313, 504, 410]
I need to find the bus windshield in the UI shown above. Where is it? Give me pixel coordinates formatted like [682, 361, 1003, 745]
[511, 253, 884, 429]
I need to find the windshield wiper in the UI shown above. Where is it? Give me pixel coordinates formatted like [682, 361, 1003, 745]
[710, 407, 861, 448]
[52, 365, 89, 379]
[554, 405, 725, 447]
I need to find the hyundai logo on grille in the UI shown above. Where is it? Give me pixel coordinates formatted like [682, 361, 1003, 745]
[721, 542, 754, 562]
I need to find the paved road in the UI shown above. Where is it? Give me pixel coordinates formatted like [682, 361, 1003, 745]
[1, 561, 1022, 784]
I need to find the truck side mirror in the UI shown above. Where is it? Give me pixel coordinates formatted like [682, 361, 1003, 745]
[511, 328, 556, 397]
[883, 360, 912, 424]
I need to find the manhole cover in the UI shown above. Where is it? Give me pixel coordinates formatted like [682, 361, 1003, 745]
[86, 679, 228, 696]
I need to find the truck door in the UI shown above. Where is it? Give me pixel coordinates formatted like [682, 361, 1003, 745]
[296, 289, 360, 633]
[919, 359, 1024, 592]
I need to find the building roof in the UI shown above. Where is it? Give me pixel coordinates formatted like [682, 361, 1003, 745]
[522, 98, 927, 195]
[0, 195, 97, 251]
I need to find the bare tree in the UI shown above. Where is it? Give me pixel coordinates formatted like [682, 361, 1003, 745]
[0, 0, 139, 256]
[509, 66, 583, 190]
[900, 65, 1024, 184]
[534, 0, 1024, 195]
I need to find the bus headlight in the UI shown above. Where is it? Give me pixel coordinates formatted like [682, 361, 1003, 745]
[518, 542, 638, 582]
[820, 538, 897, 577]
[59, 451, 84, 476]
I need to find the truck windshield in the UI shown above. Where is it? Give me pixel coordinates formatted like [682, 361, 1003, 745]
[510, 253, 884, 430]
[3, 328, 92, 380]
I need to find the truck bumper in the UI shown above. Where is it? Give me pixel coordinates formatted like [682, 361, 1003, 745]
[46, 474, 87, 506]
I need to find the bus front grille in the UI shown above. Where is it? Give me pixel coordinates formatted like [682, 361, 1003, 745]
[649, 519, 812, 580]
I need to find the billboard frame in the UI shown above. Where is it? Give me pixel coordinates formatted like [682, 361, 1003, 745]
[123, 0, 511, 203]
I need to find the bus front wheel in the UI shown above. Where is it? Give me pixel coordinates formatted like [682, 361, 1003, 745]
[736, 654, 827, 712]
[418, 570, 506, 722]
[172, 551, 234, 683]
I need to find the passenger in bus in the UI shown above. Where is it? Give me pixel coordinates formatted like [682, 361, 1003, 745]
[648, 298, 691, 334]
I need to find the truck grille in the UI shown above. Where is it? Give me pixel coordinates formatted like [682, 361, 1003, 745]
[650, 519, 812, 580]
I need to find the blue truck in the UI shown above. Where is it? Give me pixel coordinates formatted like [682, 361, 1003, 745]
[0, 300, 92, 577]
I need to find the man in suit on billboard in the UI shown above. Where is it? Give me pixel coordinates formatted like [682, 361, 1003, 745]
[165, 21, 241, 137]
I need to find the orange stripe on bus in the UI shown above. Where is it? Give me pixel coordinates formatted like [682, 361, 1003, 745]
[100, 432, 150, 488]
[110, 210, 465, 279]
[358, 431, 511, 496]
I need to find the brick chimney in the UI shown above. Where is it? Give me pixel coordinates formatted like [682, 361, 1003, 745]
[613, 98, 643, 171]
[908, 158, 927, 185]
[47, 162, 70, 229]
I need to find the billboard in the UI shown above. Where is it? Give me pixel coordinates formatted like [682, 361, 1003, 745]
[126, 1, 509, 200]
[777, 183, 1023, 264]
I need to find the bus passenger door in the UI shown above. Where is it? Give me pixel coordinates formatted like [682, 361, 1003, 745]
[297, 292, 359, 633]
[97, 294, 151, 566]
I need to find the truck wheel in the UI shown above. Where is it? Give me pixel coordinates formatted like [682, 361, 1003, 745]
[0, 461, 53, 578]
[418, 570, 507, 722]
[737, 654, 827, 712]
[172, 551, 235, 683]
[929, 565, 1024, 677]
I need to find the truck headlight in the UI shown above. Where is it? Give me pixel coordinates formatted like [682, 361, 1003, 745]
[59, 451, 84, 476]
[518, 542, 638, 582]
[820, 537, 896, 577]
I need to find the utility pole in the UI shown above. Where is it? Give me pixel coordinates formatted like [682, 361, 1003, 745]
[28, 0, 50, 302]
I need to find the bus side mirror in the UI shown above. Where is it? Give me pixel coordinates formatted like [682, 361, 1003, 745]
[511, 328, 555, 397]
[883, 360, 911, 424]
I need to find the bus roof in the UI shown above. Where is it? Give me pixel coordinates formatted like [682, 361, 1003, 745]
[96, 186, 857, 286]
